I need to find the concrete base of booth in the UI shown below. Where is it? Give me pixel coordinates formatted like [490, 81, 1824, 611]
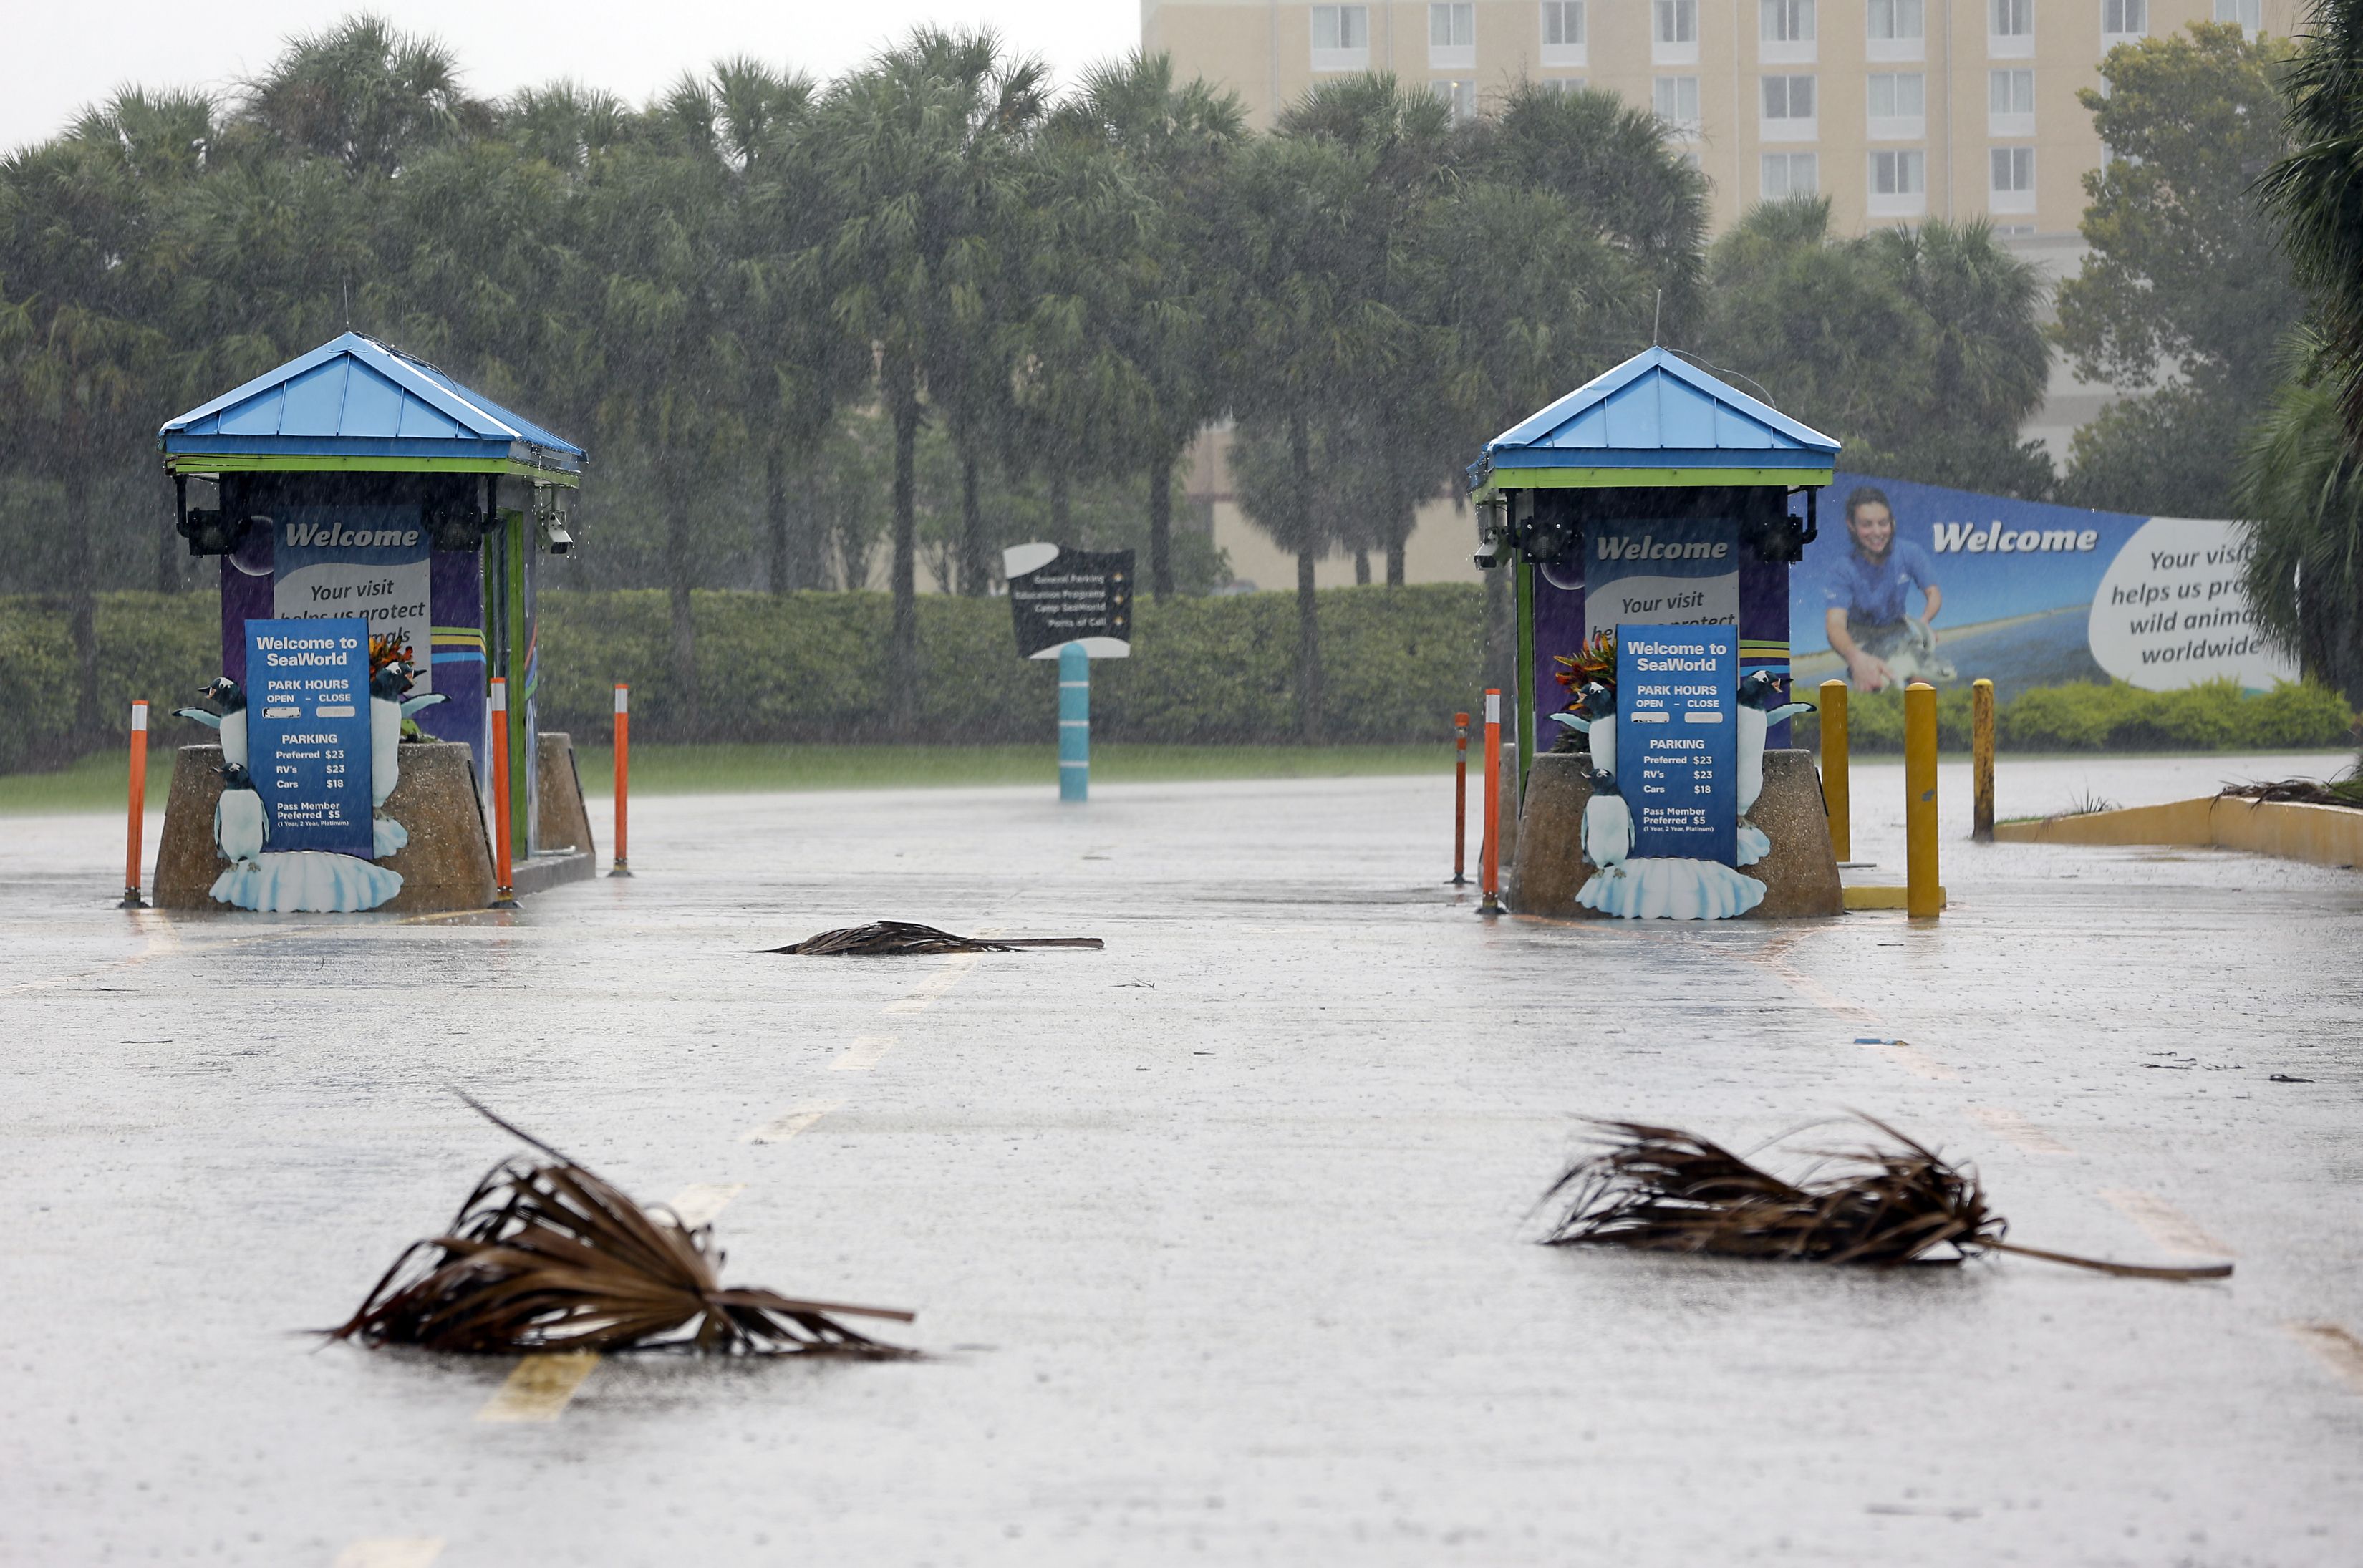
[155, 742, 498, 913]
[153, 733, 601, 913]
[1509, 748, 1845, 919]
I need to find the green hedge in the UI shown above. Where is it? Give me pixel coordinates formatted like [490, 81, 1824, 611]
[8, 590, 2349, 770]
[1788, 678, 2356, 753]
[0, 586, 1490, 766]
[0, 594, 220, 773]
[533, 586, 1487, 744]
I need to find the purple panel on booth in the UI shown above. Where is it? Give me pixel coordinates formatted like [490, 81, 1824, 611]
[220, 548, 275, 686]
[1739, 547, 1795, 749]
[1532, 575, 1588, 743]
[422, 547, 487, 783]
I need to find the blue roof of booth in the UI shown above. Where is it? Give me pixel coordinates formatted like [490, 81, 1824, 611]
[159, 332, 584, 477]
[1470, 347, 1838, 486]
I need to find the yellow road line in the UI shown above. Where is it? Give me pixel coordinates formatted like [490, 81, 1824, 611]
[475, 1352, 600, 1423]
[331, 1539, 444, 1568]
[830, 1035, 899, 1071]
[1968, 1105, 2072, 1155]
[2100, 1188, 2234, 1258]
[884, 954, 981, 1013]
[2289, 1322, 2363, 1395]
[743, 1098, 844, 1144]
[666, 1184, 745, 1226]
[474, 1184, 744, 1423]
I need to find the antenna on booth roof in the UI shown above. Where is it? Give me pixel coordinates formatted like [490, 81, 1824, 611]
[1653, 289, 1662, 347]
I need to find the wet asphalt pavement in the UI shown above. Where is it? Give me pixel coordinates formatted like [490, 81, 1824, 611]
[4, 752, 2360, 1566]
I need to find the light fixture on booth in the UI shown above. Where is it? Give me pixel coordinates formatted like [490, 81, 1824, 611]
[536, 485, 574, 555]
[175, 473, 253, 556]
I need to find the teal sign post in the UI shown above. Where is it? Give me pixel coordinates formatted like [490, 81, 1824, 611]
[1618, 623, 1737, 864]
[244, 616, 372, 856]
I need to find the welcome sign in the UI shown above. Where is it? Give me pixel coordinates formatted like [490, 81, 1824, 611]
[1583, 518, 1739, 646]
[271, 505, 434, 692]
[1618, 623, 1737, 865]
[244, 616, 373, 856]
[1791, 473, 2294, 696]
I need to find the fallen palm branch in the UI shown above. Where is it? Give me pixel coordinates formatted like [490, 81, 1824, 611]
[2218, 777, 2363, 810]
[1539, 1116, 2232, 1280]
[767, 919, 1103, 955]
[327, 1097, 915, 1355]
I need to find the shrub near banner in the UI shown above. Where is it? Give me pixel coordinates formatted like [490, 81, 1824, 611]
[1792, 472, 2298, 697]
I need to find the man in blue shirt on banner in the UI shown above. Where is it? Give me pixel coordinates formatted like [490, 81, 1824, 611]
[1823, 485, 1954, 691]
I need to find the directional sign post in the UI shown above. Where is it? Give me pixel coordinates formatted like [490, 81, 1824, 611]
[1005, 544, 1134, 805]
[1617, 623, 1737, 865]
[243, 616, 373, 856]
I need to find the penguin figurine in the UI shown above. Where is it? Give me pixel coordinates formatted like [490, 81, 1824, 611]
[1574, 682, 1616, 778]
[213, 763, 266, 864]
[1580, 769, 1633, 873]
[175, 677, 247, 769]
[1736, 671, 1815, 816]
[368, 659, 412, 808]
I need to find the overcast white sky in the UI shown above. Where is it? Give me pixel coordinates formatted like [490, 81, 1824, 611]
[5, 1, 1143, 155]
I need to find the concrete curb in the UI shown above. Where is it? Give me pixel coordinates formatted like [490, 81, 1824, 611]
[1994, 794, 2363, 868]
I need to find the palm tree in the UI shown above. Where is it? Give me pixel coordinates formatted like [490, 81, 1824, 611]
[2263, 1, 2363, 443]
[238, 15, 486, 176]
[1045, 54, 1245, 601]
[816, 29, 1045, 725]
[2236, 361, 2363, 702]
[1220, 129, 1383, 738]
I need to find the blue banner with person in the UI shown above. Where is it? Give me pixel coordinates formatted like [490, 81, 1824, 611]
[1789, 472, 2294, 697]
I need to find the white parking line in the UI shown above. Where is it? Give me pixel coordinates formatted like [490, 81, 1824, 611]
[332, 1541, 444, 1568]
[743, 1098, 845, 1143]
[475, 1184, 745, 1423]
[884, 954, 981, 1012]
[830, 1035, 898, 1071]
[2101, 1188, 2234, 1257]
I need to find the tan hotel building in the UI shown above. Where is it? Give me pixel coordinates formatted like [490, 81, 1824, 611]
[1141, 0, 2298, 236]
[1145, 0, 2299, 587]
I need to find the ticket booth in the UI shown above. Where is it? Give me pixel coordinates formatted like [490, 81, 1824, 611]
[1469, 347, 1845, 917]
[152, 332, 592, 910]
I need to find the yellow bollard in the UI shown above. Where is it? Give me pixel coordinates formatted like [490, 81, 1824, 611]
[1819, 678, 1850, 861]
[1971, 678, 1995, 843]
[1905, 681, 1940, 918]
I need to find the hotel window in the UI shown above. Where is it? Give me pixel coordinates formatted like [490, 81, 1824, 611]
[1431, 78, 1478, 123]
[1870, 147, 1928, 216]
[1762, 0, 1816, 62]
[1311, 5, 1371, 72]
[2213, 0, 2260, 32]
[1654, 0, 1700, 64]
[1430, 4, 1476, 69]
[1991, 0, 2034, 57]
[1762, 74, 1817, 139]
[1540, 77, 1588, 94]
[1653, 74, 1702, 135]
[1991, 145, 2036, 212]
[2102, 0, 2146, 42]
[1867, 72, 1925, 139]
[1989, 68, 2034, 135]
[1867, 0, 1925, 60]
[1540, 0, 1588, 67]
[1762, 151, 1820, 198]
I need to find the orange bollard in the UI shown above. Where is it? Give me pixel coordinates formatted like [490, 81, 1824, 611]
[120, 700, 149, 909]
[609, 683, 632, 877]
[1479, 689, 1503, 916]
[1451, 710, 1470, 886]
[489, 677, 516, 905]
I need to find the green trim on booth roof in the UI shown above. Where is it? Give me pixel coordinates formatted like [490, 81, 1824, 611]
[1497, 466, 1833, 490]
[163, 453, 582, 483]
